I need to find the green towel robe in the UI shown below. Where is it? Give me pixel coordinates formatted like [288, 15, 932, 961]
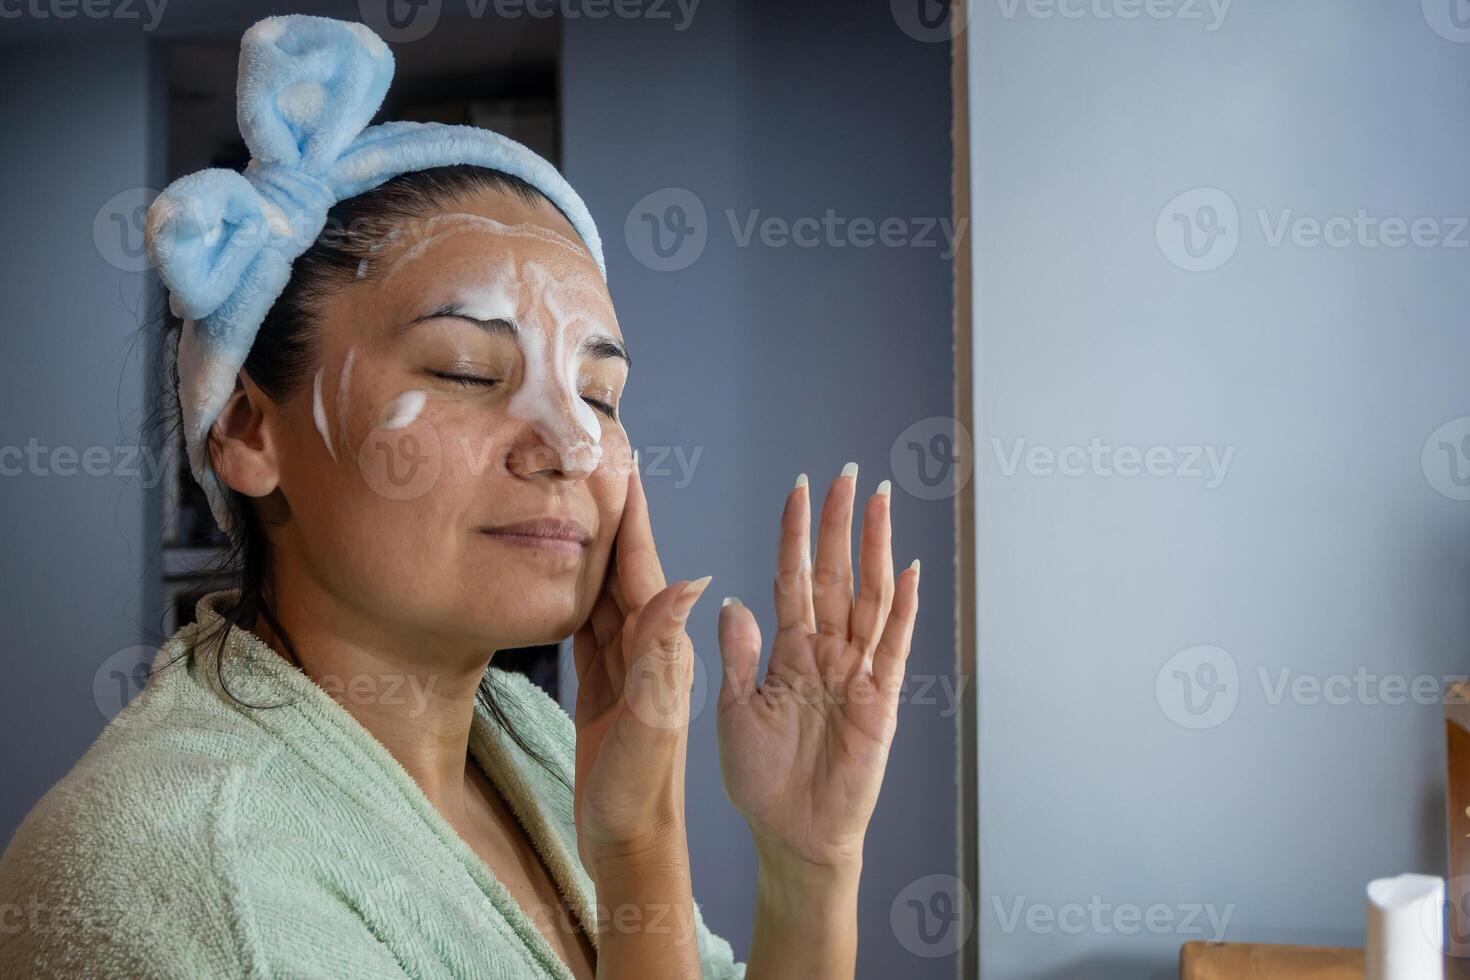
[0, 589, 746, 979]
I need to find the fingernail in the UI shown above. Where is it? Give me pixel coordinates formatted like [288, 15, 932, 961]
[673, 575, 713, 620]
[721, 596, 742, 608]
[633, 448, 640, 473]
[910, 558, 920, 576]
[841, 461, 858, 479]
[795, 472, 808, 490]
[877, 479, 891, 498]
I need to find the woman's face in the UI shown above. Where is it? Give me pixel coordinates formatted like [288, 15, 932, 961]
[264, 187, 630, 652]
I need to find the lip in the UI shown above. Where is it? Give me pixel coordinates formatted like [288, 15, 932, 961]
[479, 517, 592, 554]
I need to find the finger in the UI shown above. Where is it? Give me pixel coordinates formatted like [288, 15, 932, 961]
[851, 480, 895, 664]
[573, 617, 598, 685]
[623, 575, 712, 731]
[812, 461, 858, 640]
[608, 546, 631, 617]
[773, 473, 816, 636]
[615, 452, 667, 610]
[872, 559, 920, 694]
[716, 597, 763, 712]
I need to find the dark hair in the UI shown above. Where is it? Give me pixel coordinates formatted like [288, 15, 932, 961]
[147, 164, 575, 793]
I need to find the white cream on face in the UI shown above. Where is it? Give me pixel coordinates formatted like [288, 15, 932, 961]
[335, 344, 357, 456]
[311, 367, 337, 461]
[383, 389, 426, 430]
[380, 213, 621, 478]
[378, 213, 591, 288]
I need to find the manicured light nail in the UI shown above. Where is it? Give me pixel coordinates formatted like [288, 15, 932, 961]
[795, 473, 808, 490]
[721, 596, 742, 608]
[673, 575, 713, 619]
[910, 558, 920, 574]
[841, 461, 858, 479]
[877, 479, 891, 497]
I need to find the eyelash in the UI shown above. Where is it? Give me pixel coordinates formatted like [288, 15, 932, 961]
[428, 371, 619, 421]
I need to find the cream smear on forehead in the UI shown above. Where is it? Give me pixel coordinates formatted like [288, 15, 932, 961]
[378, 212, 591, 287]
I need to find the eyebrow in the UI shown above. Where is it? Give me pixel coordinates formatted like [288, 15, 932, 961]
[405, 304, 632, 369]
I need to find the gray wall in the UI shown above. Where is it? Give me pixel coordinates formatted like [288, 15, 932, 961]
[970, 0, 1470, 977]
[0, 38, 163, 838]
[561, 1, 957, 974]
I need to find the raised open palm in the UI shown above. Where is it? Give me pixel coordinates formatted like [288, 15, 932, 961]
[715, 463, 920, 870]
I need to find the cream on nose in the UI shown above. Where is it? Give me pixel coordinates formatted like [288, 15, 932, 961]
[507, 263, 606, 478]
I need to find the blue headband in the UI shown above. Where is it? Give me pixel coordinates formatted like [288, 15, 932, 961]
[144, 13, 606, 540]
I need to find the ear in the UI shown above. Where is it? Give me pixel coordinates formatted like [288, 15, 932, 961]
[208, 370, 283, 501]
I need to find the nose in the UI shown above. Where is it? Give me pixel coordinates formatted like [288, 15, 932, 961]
[503, 386, 603, 481]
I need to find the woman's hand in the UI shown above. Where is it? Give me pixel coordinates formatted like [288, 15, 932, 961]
[715, 463, 920, 876]
[570, 455, 711, 978]
[570, 453, 712, 874]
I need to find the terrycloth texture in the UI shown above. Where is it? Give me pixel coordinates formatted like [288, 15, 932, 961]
[143, 14, 608, 540]
[0, 590, 744, 979]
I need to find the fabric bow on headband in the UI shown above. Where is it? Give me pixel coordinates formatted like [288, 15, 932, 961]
[144, 13, 606, 540]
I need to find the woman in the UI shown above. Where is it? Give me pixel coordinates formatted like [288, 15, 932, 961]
[0, 15, 920, 979]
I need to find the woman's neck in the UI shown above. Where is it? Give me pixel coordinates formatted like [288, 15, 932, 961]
[252, 571, 497, 820]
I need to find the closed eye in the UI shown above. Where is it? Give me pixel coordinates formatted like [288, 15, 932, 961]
[431, 369, 617, 420]
[584, 397, 618, 421]
[429, 370, 499, 389]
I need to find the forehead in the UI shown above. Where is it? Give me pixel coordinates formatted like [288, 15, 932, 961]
[366, 189, 616, 329]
